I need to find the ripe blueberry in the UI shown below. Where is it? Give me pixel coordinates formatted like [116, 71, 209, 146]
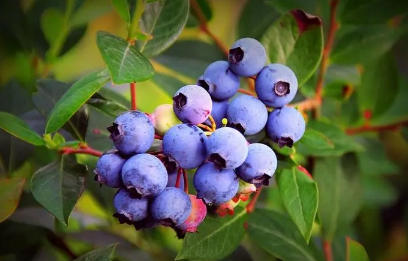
[121, 153, 168, 197]
[227, 95, 268, 135]
[150, 187, 192, 227]
[107, 110, 155, 156]
[266, 107, 306, 148]
[255, 63, 298, 108]
[228, 38, 267, 77]
[173, 85, 212, 124]
[236, 143, 277, 187]
[113, 188, 149, 224]
[197, 61, 240, 100]
[93, 149, 125, 188]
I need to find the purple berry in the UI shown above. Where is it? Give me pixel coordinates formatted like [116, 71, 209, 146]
[204, 100, 229, 129]
[121, 154, 168, 197]
[197, 61, 240, 100]
[193, 162, 239, 204]
[208, 127, 248, 169]
[107, 111, 154, 156]
[163, 124, 208, 169]
[113, 188, 149, 224]
[236, 143, 277, 187]
[227, 95, 268, 135]
[266, 107, 306, 148]
[150, 187, 192, 227]
[255, 63, 298, 108]
[228, 38, 267, 77]
[93, 149, 125, 188]
[172, 85, 212, 124]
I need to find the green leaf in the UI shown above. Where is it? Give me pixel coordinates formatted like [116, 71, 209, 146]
[346, 238, 369, 261]
[40, 8, 64, 45]
[340, 0, 408, 24]
[0, 178, 25, 223]
[87, 93, 128, 117]
[261, 10, 323, 86]
[45, 70, 110, 134]
[137, 0, 190, 57]
[322, 65, 360, 101]
[247, 208, 318, 261]
[30, 154, 87, 226]
[96, 31, 154, 84]
[33, 79, 89, 141]
[314, 157, 363, 240]
[402, 127, 408, 143]
[357, 52, 398, 118]
[176, 207, 247, 261]
[0, 112, 45, 146]
[276, 168, 318, 243]
[74, 243, 118, 261]
[70, 0, 112, 28]
[238, 0, 279, 40]
[363, 175, 397, 207]
[300, 128, 334, 150]
[190, 0, 212, 21]
[111, 0, 130, 23]
[152, 73, 186, 96]
[331, 26, 404, 65]
[296, 120, 364, 156]
[85, 106, 115, 151]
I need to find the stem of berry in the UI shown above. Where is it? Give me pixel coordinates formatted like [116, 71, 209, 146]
[190, 0, 229, 56]
[208, 115, 216, 131]
[197, 124, 213, 132]
[175, 168, 183, 189]
[60, 145, 102, 157]
[182, 169, 188, 193]
[238, 88, 256, 96]
[130, 82, 137, 110]
[154, 134, 163, 140]
[345, 120, 408, 135]
[323, 240, 334, 261]
[246, 187, 262, 213]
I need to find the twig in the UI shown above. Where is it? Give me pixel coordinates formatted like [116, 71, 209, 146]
[182, 169, 188, 193]
[45, 231, 78, 259]
[130, 82, 137, 110]
[346, 120, 408, 135]
[175, 168, 183, 189]
[289, 98, 321, 112]
[237, 88, 256, 96]
[246, 187, 262, 213]
[323, 240, 334, 261]
[60, 145, 102, 157]
[190, 0, 229, 56]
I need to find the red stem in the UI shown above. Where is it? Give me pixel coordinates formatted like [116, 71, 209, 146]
[130, 82, 137, 110]
[182, 169, 188, 193]
[323, 240, 334, 261]
[346, 121, 408, 135]
[175, 168, 183, 189]
[154, 134, 163, 140]
[237, 88, 256, 96]
[60, 146, 102, 157]
[246, 187, 262, 213]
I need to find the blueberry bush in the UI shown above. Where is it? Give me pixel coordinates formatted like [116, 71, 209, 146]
[1, 0, 408, 260]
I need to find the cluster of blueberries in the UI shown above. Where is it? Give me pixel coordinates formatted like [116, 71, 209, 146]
[93, 37, 306, 238]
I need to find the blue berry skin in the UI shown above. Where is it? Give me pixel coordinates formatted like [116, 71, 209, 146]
[173, 85, 212, 124]
[227, 95, 268, 135]
[107, 111, 155, 156]
[163, 124, 209, 169]
[150, 187, 192, 227]
[197, 61, 240, 100]
[266, 107, 306, 148]
[255, 63, 298, 108]
[228, 38, 267, 77]
[167, 168, 185, 191]
[208, 127, 248, 169]
[94, 149, 125, 188]
[121, 154, 168, 197]
[236, 143, 277, 187]
[193, 162, 239, 204]
[113, 188, 149, 223]
[204, 100, 229, 128]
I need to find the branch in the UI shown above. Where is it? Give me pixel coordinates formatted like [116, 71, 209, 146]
[323, 240, 334, 261]
[346, 120, 408, 135]
[237, 88, 256, 96]
[246, 187, 262, 213]
[289, 97, 321, 112]
[130, 82, 137, 110]
[190, 0, 229, 56]
[60, 145, 102, 157]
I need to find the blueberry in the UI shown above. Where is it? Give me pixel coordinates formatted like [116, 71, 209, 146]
[266, 107, 306, 148]
[197, 61, 240, 100]
[121, 154, 168, 197]
[208, 127, 248, 169]
[227, 95, 268, 135]
[163, 124, 208, 169]
[193, 162, 239, 204]
[107, 111, 155, 156]
[174, 194, 207, 238]
[204, 100, 229, 128]
[93, 149, 125, 188]
[255, 63, 298, 108]
[113, 188, 149, 224]
[167, 168, 184, 191]
[151, 104, 182, 135]
[173, 85, 212, 124]
[228, 38, 267, 77]
[150, 187, 192, 227]
[236, 143, 277, 187]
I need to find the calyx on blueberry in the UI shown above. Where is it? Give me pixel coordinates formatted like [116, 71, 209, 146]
[209, 153, 227, 168]
[227, 122, 246, 134]
[107, 123, 120, 139]
[197, 79, 215, 93]
[228, 47, 244, 64]
[173, 93, 187, 108]
[277, 136, 294, 148]
[274, 81, 290, 96]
